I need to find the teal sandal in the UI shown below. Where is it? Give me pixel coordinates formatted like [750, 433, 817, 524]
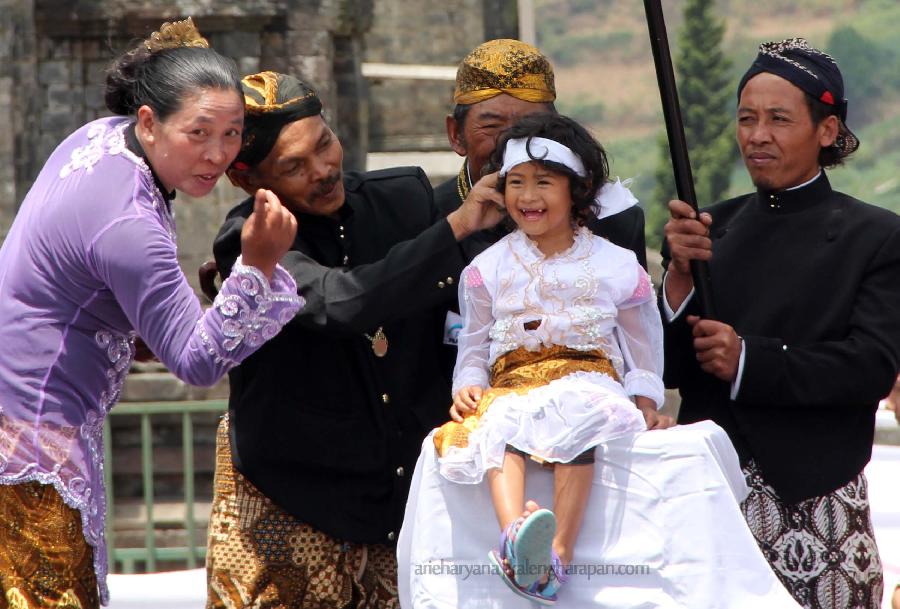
[527, 550, 569, 604]
[488, 508, 557, 601]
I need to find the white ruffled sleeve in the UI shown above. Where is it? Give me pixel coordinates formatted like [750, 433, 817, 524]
[615, 264, 666, 408]
[451, 265, 494, 395]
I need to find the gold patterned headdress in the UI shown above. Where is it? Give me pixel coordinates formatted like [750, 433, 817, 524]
[453, 39, 556, 105]
[144, 17, 209, 53]
[229, 71, 323, 172]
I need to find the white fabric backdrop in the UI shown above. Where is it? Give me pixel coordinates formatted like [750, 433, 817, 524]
[398, 421, 801, 609]
[101, 428, 900, 609]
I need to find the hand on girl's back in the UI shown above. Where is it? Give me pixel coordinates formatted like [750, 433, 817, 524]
[450, 386, 484, 422]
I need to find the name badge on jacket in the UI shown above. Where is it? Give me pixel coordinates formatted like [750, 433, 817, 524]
[443, 311, 462, 346]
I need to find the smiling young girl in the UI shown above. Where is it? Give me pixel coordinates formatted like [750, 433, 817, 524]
[433, 113, 671, 604]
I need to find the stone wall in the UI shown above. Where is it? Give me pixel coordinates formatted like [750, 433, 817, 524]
[0, 1, 514, 291]
[0, 0, 379, 293]
[363, 0, 518, 152]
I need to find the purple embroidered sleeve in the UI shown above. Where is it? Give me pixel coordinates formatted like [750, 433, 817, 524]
[197, 256, 303, 368]
[90, 211, 302, 387]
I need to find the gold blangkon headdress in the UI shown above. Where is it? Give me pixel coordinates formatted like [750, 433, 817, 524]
[453, 39, 556, 105]
[144, 17, 209, 53]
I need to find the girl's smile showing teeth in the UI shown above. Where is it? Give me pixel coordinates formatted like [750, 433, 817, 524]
[519, 208, 546, 221]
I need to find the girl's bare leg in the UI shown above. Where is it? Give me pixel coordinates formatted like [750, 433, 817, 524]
[487, 451, 528, 530]
[552, 462, 594, 566]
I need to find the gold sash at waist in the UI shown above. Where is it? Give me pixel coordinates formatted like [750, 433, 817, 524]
[434, 345, 618, 457]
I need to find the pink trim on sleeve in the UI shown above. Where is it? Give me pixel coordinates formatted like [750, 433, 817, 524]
[463, 266, 484, 288]
[623, 269, 653, 306]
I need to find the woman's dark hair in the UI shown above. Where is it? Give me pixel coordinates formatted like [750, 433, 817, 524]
[105, 45, 242, 120]
[490, 113, 609, 224]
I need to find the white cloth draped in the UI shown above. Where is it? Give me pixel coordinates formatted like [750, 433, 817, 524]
[399, 421, 802, 609]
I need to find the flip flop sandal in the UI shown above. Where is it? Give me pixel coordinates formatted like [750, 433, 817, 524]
[511, 508, 556, 588]
[489, 509, 557, 589]
[526, 550, 569, 604]
[488, 548, 557, 606]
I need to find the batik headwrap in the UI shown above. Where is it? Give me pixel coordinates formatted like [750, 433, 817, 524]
[453, 39, 556, 105]
[737, 38, 859, 156]
[232, 71, 323, 171]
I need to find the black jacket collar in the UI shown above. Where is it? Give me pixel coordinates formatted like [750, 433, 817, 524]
[755, 171, 831, 214]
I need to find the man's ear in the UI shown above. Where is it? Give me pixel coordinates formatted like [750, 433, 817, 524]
[226, 167, 258, 194]
[818, 114, 839, 148]
[446, 114, 467, 157]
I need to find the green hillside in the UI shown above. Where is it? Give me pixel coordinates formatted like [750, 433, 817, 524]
[536, 0, 900, 234]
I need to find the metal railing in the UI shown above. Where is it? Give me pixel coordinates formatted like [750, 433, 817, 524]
[103, 399, 227, 574]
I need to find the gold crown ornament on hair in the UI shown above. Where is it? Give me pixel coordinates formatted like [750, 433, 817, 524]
[144, 17, 209, 53]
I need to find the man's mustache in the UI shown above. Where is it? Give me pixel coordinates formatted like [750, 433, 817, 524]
[312, 173, 341, 197]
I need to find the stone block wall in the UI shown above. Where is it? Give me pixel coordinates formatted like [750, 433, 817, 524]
[0, 1, 515, 290]
[0, 0, 376, 294]
[363, 0, 517, 152]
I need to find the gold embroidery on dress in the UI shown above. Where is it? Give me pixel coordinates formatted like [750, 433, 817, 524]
[57, 589, 84, 609]
[434, 345, 618, 456]
[5, 589, 29, 609]
[492, 229, 600, 351]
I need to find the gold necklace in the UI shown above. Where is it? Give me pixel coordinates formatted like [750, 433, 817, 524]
[456, 162, 471, 203]
[364, 327, 388, 357]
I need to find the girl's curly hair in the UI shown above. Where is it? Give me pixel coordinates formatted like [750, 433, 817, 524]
[490, 113, 609, 224]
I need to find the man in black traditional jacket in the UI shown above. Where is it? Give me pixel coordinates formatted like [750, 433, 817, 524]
[435, 39, 649, 372]
[662, 38, 900, 609]
[204, 72, 505, 609]
[436, 39, 647, 265]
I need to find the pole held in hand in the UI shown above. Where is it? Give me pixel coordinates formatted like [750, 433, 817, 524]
[643, 0, 716, 319]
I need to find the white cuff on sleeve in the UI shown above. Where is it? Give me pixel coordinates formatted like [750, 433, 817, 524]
[662, 271, 695, 321]
[729, 339, 746, 400]
[624, 369, 666, 410]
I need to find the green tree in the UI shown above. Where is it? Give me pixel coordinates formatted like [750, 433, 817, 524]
[827, 25, 895, 125]
[648, 0, 736, 249]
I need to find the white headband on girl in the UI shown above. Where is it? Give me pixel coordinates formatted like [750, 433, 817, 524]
[499, 137, 587, 178]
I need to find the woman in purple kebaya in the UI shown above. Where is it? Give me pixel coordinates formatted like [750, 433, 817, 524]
[0, 18, 302, 608]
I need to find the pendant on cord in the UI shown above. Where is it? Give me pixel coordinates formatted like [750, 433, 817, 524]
[366, 327, 388, 357]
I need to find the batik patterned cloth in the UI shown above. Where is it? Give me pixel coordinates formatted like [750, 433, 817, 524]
[433, 344, 620, 457]
[742, 461, 883, 609]
[206, 416, 398, 609]
[453, 39, 556, 105]
[0, 482, 97, 609]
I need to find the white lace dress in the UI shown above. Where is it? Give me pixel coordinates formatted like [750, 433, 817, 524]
[438, 226, 664, 484]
